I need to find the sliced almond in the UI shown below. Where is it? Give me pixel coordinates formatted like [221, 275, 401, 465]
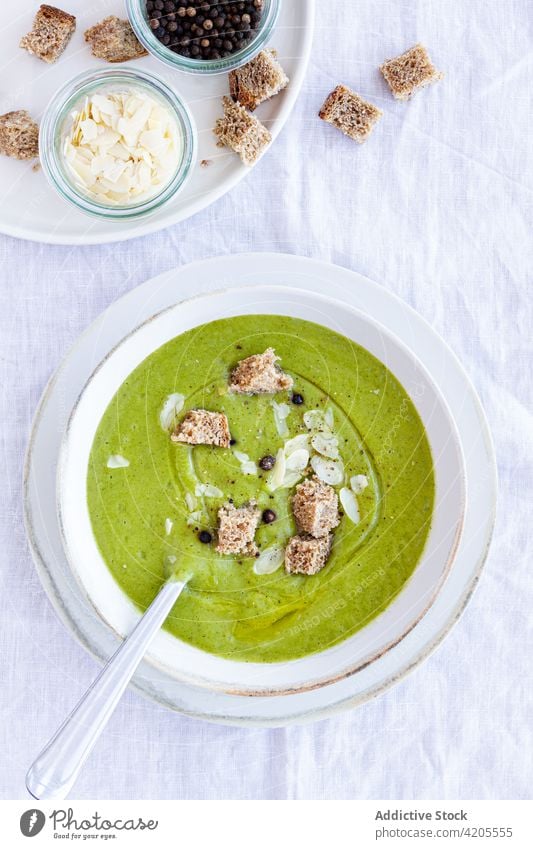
[241, 461, 258, 476]
[310, 455, 344, 485]
[281, 471, 306, 489]
[311, 432, 340, 460]
[267, 447, 286, 491]
[186, 510, 204, 526]
[253, 545, 286, 575]
[106, 454, 129, 469]
[272, 401, 291, 437]
[159, 393, 185, 431]
[233, 449, 258, 476]
[285, 448, 310, 474]
[340, 487, 360, 524]
[195, 483, 224, 498]
[324, 407, 335, 429]
[303, 409, 325, 431]
[350, 474, 369, 494]
[185, 492, 196, 512]
[284, 433, 310, 455]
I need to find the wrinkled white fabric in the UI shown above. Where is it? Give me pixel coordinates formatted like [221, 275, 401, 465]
[0, 0, 531, 800]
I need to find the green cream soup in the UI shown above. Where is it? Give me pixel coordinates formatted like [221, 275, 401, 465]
[87, 316, 434, 663]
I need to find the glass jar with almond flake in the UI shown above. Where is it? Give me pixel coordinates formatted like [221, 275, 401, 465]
[40, 68, 197, 220]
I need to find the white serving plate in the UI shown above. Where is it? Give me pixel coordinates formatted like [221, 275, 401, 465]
[0, 0, 313, 245]
[24, 253, 497, 724]
[58, 287, 465, 695]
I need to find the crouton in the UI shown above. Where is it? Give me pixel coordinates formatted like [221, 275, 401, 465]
[20, 5, 76, 64]
[285, 534, 332, 576]
[380, 44, 443, 101]
[216, 501, 260, 556]
[229, 348, 293, 395]
[171, 410, 231, 448]
[0, 110, 39, 160]
[292, 476, 340, 538]
[319, 85, 382, 144]
[229, 49, 289, 111]
[214, 97, 271, 166]
[84, 16, 148, 63]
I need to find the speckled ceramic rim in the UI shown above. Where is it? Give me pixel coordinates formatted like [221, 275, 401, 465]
[54, 287, 466, 697]
[22, 255, 497, 725]
[126, 0, 281, 75]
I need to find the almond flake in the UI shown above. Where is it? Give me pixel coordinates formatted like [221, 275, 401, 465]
[303, 409, 325, 430]
[281, 471, 306, 489]
[253, 545, 286, 575]
[272, 401, 291, 437]
[241, 461, 258, 476]
[340, 487, 360, 524]
[63, 88, 183, 206]
[285, 448, 310, 474]
[350, 474, 369, 494]
[233, 449, 258, 476]
[311, 432, 340, 460]
[107, 454, 129, 469]
[159, 393, 185, 431]
[310, 455, 344, 485]
[187, 510, 204, 526]
[195, 483, 224, 498]
[267, 447, 286, 491]
[284, 434, 309, 455]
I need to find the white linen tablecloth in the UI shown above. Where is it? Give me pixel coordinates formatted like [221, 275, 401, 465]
[1, 0, 531, 800]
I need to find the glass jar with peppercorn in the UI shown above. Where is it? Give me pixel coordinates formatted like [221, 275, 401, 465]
[126, 0, 281, 75]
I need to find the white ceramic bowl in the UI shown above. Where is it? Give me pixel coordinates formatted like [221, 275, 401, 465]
[58, 286, 465, 696]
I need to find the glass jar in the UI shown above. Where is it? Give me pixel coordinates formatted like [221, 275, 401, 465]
[126, 0, 281, 75]
[39, 67, 198, 221]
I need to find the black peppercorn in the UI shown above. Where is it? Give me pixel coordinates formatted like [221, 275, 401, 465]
[259, 454, 276, 470]
[262, 509, 277, 524]
[198, 530, 212, 544]
[291, 393, 304, 405]
[145, 0, 264, 60]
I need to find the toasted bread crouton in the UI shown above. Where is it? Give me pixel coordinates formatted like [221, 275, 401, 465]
[216, 501, 260, 556]
[229, 348, 293, 395]
[84, 16, 148, 63]
[319, 85, 382, 144]
[20, 5, 76, 64]
[292, 476, 340, 538]
[229, 49, 289, 111]
[380, 44, 443, 101]
[285, 534, 332, 576]
[214, 97, 271, 166]
[0, 110, 39, 160]
[171, 410, 231, 448]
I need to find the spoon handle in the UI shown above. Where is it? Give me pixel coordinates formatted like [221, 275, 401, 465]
[26, 579, 186, 800]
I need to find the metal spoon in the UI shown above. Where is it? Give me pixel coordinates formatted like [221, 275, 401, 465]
[26, 575, 188, 800]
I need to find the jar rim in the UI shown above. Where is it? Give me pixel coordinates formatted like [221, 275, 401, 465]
[39, 67, 198, 221]
[126, 0, 281, 75]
